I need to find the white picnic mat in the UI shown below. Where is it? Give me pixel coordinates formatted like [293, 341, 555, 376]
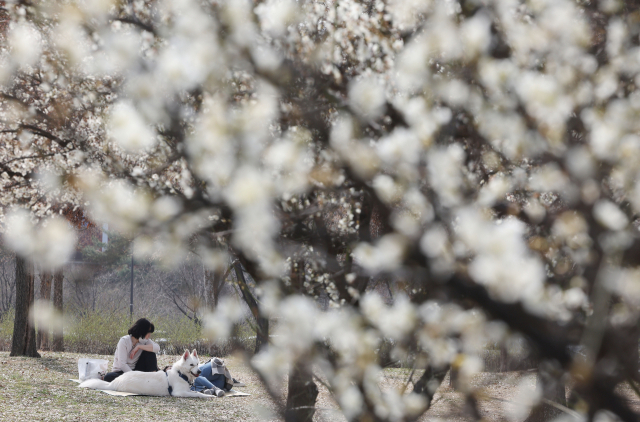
[69, 379, 250, 397]
[69, 379, 141, 396]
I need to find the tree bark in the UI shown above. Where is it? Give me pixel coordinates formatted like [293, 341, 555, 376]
[233, 261, 269, 353]
[414, 364, 449, 409]
[255, 316, 269, 353]
[285, 360, 319, 422]
[37, 270, 53, 350]
[449, 367, 459, 389]
[205, 268, 224, 309]
[51, 270, 64, 352]
[10, 256, 40, 357]
[500, 343, 509, 372]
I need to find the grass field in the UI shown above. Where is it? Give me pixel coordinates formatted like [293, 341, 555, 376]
[0, 351, 284, 422]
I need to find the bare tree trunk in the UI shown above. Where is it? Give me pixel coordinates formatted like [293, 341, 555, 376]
[205, 268, 224, 309]
[233, 261, 269, 353]
[255, 316, 269, 353]
[500, 343, 509, 372]
[285, 360, 319, 422]
[0, 253, 16, 317]
[449, 367, 458, 389]
[51, 270, 64, 352]
[414, 364, 449, 409]
[37, 270, 52, 350]
[10, 256, 40, 357]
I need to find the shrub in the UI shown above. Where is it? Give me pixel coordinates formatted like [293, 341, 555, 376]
[0, 308, 14, 350]
[152, 314, 204, 355]
[64, 311, 131, 354]
[157, 317, 259, 357]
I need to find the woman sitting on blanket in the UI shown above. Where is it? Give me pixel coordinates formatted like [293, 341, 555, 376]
[103, 318, 160, 382]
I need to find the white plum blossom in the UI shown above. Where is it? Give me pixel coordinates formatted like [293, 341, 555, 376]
[86, 180, 151, 232]
[456, 355, 484, 393]
[77, 0, 115, 17]
[202, 297, 245, 341]
[108, 101, 156, 153]
[376, 128, 422, 170]
[427, 145, 466, 207]
[503, 378, 542, 422]
[349, 77, 387, 120]
[53, 18, 92, 66]
[456, 210, 546, 304]
[255, 0, 299, 37]
[372, 174, 402, 204]
[187, 96, 235, 188]
[609, 269, 640, 309]
[395, 38, 431, 92]
[593, 200, 629, 231]
[460, 13, 492, 59]
[386, 0, 432, 30]
[264, 128, 314, 196]
[353, 234, 406, 274]
[9, 22, 42, 68]
[529, 164, 571, 194]
[477, 174, 512, 207]
[361, 293, 417, 340]
[92, 31, 142, 75]
[565, 146, 596, 180]
[552, 211, 591, 249]
[29, 299, 65, 335]
[224, 168, 273, 210]
[563, 287, 588, 311]
[5, 211, 77, 270]
[338, 385, 364, 420]
[420, 225, 449, 258]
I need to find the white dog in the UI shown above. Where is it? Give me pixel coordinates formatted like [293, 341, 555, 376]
[79, 349, 215, 398]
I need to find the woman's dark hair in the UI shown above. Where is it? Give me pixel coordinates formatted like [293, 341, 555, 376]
[128, 318, 155, 339]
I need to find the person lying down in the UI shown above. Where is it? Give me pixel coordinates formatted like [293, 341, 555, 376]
[165, 356, 244, 397]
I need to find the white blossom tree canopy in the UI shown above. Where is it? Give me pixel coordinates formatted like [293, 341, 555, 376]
[1, 0, 640, 420]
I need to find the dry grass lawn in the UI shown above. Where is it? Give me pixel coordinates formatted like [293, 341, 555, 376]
[1, 351, 639, 421]
[0, 351, 283, 422]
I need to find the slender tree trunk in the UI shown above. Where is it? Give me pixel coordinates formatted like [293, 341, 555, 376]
[10, 256, 40, 357]
[449, 367, 459, 389]
[213, 271, 222, 308]
[255, 316, 269, 353]
[51, 270, 64, 352]
[500, 344, 509, 372]
[414, 364, 449, 409]
[205, 268, 224, 309]
[285, 360, 319, 422]
[233, 261, 269, 353]
[524, 362, 566, 422]
[37, 270, 52, 350]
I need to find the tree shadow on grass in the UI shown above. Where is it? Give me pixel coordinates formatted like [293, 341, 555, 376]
[40, 356, 75, 374]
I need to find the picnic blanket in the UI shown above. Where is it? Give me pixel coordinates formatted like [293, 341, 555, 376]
[69, 380, 141, 396]
[68, 379, 250, 397]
